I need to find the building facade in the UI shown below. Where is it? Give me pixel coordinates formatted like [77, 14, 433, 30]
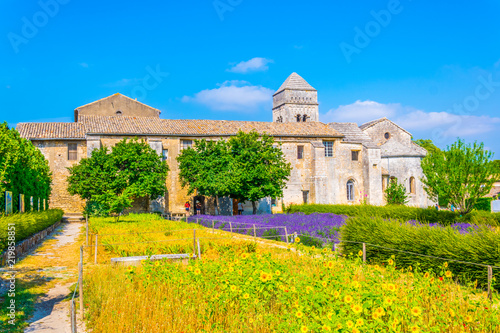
[17, 73, 433, 215]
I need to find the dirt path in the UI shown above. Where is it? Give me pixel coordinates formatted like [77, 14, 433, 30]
[14, 222, 87, 333]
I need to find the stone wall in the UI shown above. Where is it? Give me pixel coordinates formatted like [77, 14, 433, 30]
[380, 156, 433, 207]
[34, 140, 87, 214]
[75, 93, 160, 120]
[362, 120, 412, 146]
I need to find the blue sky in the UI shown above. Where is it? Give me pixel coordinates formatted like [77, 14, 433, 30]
[1, 0, 500, 155]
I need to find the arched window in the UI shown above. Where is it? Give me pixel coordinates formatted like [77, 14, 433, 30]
[409, 177, 416, 194]
[347, 180, 355, 201]
[384, 132, 390, 139]
[116, 110, 123, 116]
[296, 115, 301, 122]
[303, 115, 307, 122]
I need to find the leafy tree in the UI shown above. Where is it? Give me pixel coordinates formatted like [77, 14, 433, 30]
[177, 139, 237, 200]
[384, 179, 408, 205]
[0, 123, 52, 214]
[177, 131, 292, 214]
[421, 139, 500, 215]
[228, 131, 292, 214]
[67, 138, 168, 220]
[414, 139, 442, 155]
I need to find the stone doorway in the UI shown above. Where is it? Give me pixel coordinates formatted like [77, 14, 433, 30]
[193, 196, 206, 215]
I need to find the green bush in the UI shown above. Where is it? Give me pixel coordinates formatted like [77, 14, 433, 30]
[472, 198, 493, 212]
[0, 209, 64, 252]
[0, 123, 52, 214]
[340, 215, 500, 289]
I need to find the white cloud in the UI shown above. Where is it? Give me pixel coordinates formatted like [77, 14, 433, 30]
[182, 80, 273, 111]
[321, 100, 500, 141]
[227, 57, 273, 74]
[397, 111, 500, 137]
[322, 100, 401, 124]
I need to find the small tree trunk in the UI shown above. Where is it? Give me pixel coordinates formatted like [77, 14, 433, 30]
[252, 201, 257, 215]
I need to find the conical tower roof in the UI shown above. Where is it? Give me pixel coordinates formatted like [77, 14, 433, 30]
[274, 72, 317, 95]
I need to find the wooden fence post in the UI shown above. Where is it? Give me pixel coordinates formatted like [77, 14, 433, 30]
[229, 221, 233, 233]
[79, 261, 83, 320]
[193, 229, 196, 257]
[85, 214, 89, 247]
[253, 225, 257, 242]
[94, 234, 98, 264]
[488, 265, 493, 301]
[212, 220, 215, 233]
[284, 227, 289, 244]
[197, 239, 201, 260]
[362, 243, 366, 263]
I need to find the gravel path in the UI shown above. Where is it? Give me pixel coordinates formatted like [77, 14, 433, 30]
[23, 222, 86, 333]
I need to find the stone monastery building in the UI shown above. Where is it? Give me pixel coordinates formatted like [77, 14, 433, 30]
[17, 73, 432, 215]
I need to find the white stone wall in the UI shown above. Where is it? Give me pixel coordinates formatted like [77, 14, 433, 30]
[380, 156, 433, 207]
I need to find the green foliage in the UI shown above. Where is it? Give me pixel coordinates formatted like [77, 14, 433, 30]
[421, 139, 500, 215]
[384, 180, 408, 205]
[67, 138, 169, 218]
[472, 197, 493, 212]
[0, 123, 52, 214]
[0, 209, 63, 252]
[340, 215, 500, 288]
[414, 139, 442, 155]
[177, 131, 292, 214]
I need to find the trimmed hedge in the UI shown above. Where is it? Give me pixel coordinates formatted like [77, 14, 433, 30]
[286, 204, 459, 225]
[473, 198, 493, 212]
[0, 209, 64, 252]
[286, 203, 500, 226]
[340, 215, 500, 288]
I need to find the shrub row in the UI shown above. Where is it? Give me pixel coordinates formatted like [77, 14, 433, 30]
[286, 203, 500, 226]
[340, 215, 500, 289]
[0, 209, 64, 252]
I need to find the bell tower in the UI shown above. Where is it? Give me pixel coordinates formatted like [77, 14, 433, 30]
[273, 73, 319, 123]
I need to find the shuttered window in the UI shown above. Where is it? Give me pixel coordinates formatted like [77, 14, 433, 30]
[68, 143, 77, 160]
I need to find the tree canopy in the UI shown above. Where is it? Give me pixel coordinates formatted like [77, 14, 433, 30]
[421, 139, 500, 214]
[414, 139, 442, 155]
[177, 131, 292, 214]
[67, 138, 169, 218]
[0, 123, 52, 214]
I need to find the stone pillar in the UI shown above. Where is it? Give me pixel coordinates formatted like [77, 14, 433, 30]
[310, 141, 328, 204]
[364, 147, 383, 205]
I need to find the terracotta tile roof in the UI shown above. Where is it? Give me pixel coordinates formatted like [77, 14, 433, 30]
[16, 122, 85, 139]
[328, 122, 379, 149]
[17, 115, 343, 139]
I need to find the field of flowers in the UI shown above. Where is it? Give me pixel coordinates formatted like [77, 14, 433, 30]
[84, 230, 500, 332]
[191, 213, 480, 247]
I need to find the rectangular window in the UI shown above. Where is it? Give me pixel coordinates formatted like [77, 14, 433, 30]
[297, 145, 304, 159]
[181, 140, 193, 150]
[323, 141, 333, 157]
[162, 149, 168, 162]
[68, 143, 77, 160]
[351, 150, 359, 161]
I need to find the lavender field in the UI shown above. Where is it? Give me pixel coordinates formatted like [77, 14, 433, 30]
[187, 213, 479, 246]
